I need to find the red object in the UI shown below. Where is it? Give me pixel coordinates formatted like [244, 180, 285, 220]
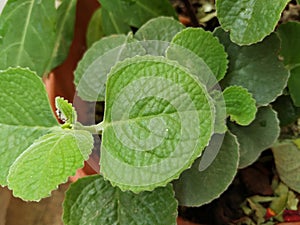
[265, 208, 277, 220]
[283, 210, 300, 222]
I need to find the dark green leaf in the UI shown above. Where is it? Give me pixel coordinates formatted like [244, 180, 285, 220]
[101, 8, 131, 35]
[0, 0, 56, 76]
[99, 0, 177, 28]
[173, 132, 239, 206]
[228, 106, 280, 168]
[214, 28, 289, 106]
[86, 8, 104, 48]
[63, 175, 178, 225]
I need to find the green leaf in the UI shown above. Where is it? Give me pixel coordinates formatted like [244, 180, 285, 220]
[287, 66, 300, 107]
[0, 0, 56, 76]
[216, 0, 289, 45]
[55, 96, 77, 125]
[63, 175, 177, 225]
[272, 95, 300, 126]
[223, 85, 257, 125]
[277, 22, 300, 69]
[228, 106, 280, 168]
[75, 34, 146, 101]
[214, 28, 289, 106]
[101, 55, 215, 192]
[0, 0, 76, 76]
[272, 140, 300, 193]
[173, 132, 239, 206]
[277, 22, 300, 107]
[101, 8, 131, 35]
[7, 130, 93, 201]
[99, 0, 177, 28]
[135, 16, 184, 42]
[45, 0, 77, 71]
[134, 16, 184, 56]
[170, 28, 228, 81]
[0, 68, 58, 185]
[86, 8, 104, 48]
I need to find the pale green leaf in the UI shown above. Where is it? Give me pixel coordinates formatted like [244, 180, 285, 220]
[216, 0, 289, 45]
[63, 175, 177, 225]
[0, 0, 56, 76]
[45, 0, 77, 71]
[170, 28, 228, 81]
[99, 0, 177, 28]
[228, 106, 280, 168]
[173, 132, 239, 206]
[135, 16, 184, 42]
[101, 55, 214, 192]
[277, 22, 300, 106]
[223, 85, 257, 125]
[0, 68, 58, 185]
[135, 16, 184, 56]
[7, 130, 93, 201]
[214, 28, 289, 106]
[86, 8, 104, 48]
[272, 140, 300, 193]
[75, 34, 146, 101]
[101, 8, 131, 35]
[55, 96, 77, 125]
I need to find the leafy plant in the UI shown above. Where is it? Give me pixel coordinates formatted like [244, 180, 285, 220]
[0, 0, 300, 224]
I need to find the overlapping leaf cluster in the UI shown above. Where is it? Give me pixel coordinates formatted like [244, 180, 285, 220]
[0, 0, 299, 225]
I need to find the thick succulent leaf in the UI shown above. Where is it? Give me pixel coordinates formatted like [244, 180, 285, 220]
[228, 106, 280, 168]
[63, 175, 177, 225]
[0, 0, 56, 76]
[101, 55, 215, 192]
[99, 0, 177, 28]
[45, 0, 77, 71]
[277, 22, 300, 106]
[101, 8, 131, 35]
[170, 28, 228, 81]
[223, 85, 257, 125]
[135, 16, 184, 42]
[214, 28, 289, 106]
[74, 34, 146, 101]
[7, 130, 93, 201]
[0, 68, 58, 185]
[216, 0, 289, 45]
[272, 140, 300, 193]
[173, 132, 239, 206]
[86, 8, 104, 48]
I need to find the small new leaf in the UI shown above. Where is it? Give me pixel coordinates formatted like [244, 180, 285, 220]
[223, 85, 257, 126]
[55, 96, 77, 127]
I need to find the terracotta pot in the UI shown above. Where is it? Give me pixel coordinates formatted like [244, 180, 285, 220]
[44, 0, 100, 178]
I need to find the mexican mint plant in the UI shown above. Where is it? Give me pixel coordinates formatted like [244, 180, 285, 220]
[0, 0, 300, 224]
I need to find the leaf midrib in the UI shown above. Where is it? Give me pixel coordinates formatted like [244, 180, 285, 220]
[16, 0, 34, 65]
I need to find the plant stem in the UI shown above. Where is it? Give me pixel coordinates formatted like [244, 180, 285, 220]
[74, 122, 104, 135]
[181, 0, 200, 27]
